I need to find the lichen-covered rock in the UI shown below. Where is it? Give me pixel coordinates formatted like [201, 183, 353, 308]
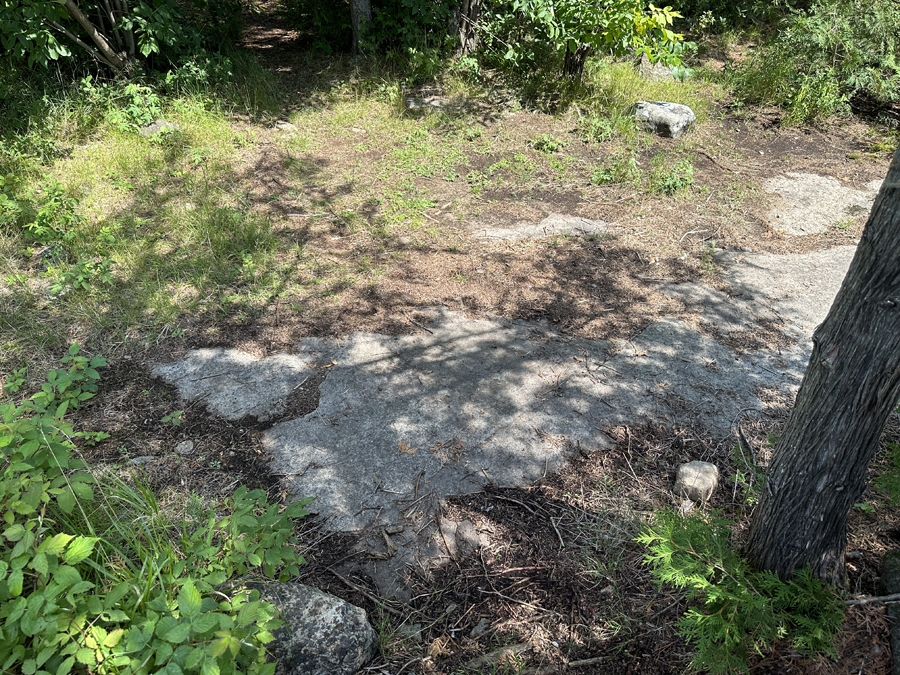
[633, 101, 696, 139]
[674, 461, 719, 502]
[248, 582, 376, 675]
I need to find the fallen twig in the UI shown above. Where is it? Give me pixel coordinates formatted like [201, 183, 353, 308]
[328, 569, 404, 617]
[402, 310, 434, 334]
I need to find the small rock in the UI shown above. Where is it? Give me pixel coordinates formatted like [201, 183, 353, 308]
[38, 245, 70, 269]
[674, 461, 719, 502]
[469, 617, 490, 638]
[139, 120, 182, 138]
[404, 95, 450, 111]
[174, 440, 195, 456]
[638, 54, 677, 81]
[397, 623, 423, 642]
[633, 101, 696, 139]
[129, 456, 156, 465]
[275, 120, 296, 130]
[247, 582, 376, 675]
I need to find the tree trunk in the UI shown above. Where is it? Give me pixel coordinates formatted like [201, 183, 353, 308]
[563, 43, 591, 80]
[350, 0, 371, 54]
[456, 0, 482, 52]
[745, 149, 900, 585]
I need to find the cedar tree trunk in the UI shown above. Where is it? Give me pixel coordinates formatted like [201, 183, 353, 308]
[745, 149, 900, 585]
[350, 0, 371, 53]
[457, 0, 482, 52]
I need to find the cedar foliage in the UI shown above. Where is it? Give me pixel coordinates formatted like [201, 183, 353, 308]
[637, 510, 845, 673]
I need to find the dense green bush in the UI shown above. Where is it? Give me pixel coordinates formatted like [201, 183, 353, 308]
[729, 0, 900, 122]
[0, 346, 313, 674]
[638, 509, 845, 673]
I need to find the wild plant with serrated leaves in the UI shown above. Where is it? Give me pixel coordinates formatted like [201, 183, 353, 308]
[0, 346, 313, 675]
[637, 509, 844, 673]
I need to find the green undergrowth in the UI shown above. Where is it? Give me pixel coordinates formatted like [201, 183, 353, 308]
[0, 346, 312, 674]
[638, 510, 845, 673]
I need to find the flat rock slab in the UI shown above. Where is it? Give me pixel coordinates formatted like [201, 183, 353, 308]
[477, 213, 608, 240]
[151, 246, 856, 593]
[662, 246, 856, 341]
[764, 173, 881, 235]
[151, 349, 315, 421]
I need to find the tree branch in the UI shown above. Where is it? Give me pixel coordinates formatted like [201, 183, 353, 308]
[62, 0, 126, 70]
[46, 19, 117, 69]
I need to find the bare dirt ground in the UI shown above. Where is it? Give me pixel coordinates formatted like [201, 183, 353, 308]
[70, 5, 900, 674]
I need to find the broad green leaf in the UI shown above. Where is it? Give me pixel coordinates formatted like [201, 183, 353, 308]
[68, 344, 79, 356]
[200, 658, 219, 675]
[71, 481, 93, 500]
[177, 580, 202, 619]
[56, 488, 75, 514]
[64, 536, 99, 565]
[191, 613, 218, 634]
[7, 569, 23, 597]
[74, 650, 95, 667]
[53, 564, 82, 588]
[30, 552, 48, 576]
[55, 656, 75, 675]
[155, 640, 173, 665]
[22, 659, 36, 675]
[211, 637, 230, 658]
[163, 622, 192, 644]
[3, 523, 26, 542]
[38, 532, 73, 554]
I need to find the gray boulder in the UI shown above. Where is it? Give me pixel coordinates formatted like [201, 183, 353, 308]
[634, 101, 696, 139]
[248, 582, 376, 675]
[674, 461, 719, 502]
[139, 120, 182, 138]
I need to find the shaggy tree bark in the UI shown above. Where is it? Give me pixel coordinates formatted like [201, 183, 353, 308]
[745, 149, 900, 585]
[456, 0, 482, 52]
[350, 0, 371, 54]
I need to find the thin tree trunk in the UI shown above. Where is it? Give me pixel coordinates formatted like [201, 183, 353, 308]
[62, 0, 126, 70]
[564, 43, 591, 79]
[350, 0, 371, 54]
[745, 149, 900, 585]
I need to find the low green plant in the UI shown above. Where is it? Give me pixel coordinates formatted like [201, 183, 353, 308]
[48, 258, 116, 295]
[162, 410, 184, 426]
[591, 150, 641, 186]
[875, 441, 900, 504]
[637, 510, 845, 674]
[650, 157, 694, 195]
[530, 133, 567, 153]
[15, 179, 83, 246]
[0, 348, 314, 674]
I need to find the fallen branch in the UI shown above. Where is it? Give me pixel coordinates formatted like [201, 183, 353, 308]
[845, 592, 900, 606]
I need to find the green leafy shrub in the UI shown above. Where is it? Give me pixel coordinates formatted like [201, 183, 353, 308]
[729, 0, 900, 122]
[637, 510, 845, 673]
[12, 178, 83, 246]
[591, 150, 641, 186]
[0, 347, 314, 675]
[650, 156, 694, 195]
[484, 0, 691, 80]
